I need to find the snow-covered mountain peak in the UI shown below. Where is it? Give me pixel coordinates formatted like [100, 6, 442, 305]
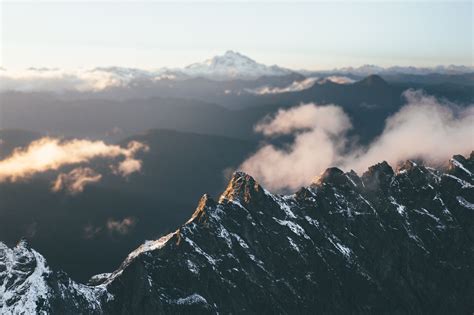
[0, 240, 108, 314]
[0, 240, 52, 314]
[188, 51, 256, 69]
[183, 51, 294, 80]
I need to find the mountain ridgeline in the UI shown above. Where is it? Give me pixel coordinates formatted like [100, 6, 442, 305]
[2, 71, 474, 144]
[1, 153, 473, 314]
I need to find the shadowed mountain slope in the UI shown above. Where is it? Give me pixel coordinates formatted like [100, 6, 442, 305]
[1, 153, 473, 313]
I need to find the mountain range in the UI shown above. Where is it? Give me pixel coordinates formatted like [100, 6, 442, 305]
[1, 51, 473, 93]
[1, 153, 473, 313]
[306, 64, 474, 77]
[1, 50, 473, 314]
[2, 74, 473, 145]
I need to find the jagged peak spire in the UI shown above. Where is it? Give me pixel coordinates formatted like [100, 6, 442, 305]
[186, 194, 217, 225]
[395, 160, 420, 174]
[364, 161, 394, 176]
[312, 167, 344, 186]
[362, 161, 394, 190]
[219, 171, 265, 204]
[311, 167, 364, 188]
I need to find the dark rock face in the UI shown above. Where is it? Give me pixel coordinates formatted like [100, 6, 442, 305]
[1, 154, 473, 314]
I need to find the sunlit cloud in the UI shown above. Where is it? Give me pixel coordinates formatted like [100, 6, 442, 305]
[341, 90, 474, 172]
[321, 76, 355, 84]
[0, 67, 175, 92]
[115, 159, 143, 177]
[241, 104, 351, 190]
[51, 167, 102, 194]
[107, 217, 136, 235]
[246, 77, 318, 95]
[0, 137, 148, 183]
[241, 90, 474, 191]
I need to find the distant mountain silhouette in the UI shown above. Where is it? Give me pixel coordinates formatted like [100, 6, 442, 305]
[354, 74, 389, 88]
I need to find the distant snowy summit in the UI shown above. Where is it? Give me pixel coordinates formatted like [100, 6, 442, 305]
[181, 50, 294, 80]
[92, 51, 294, 82]
[96, 52, 473, 81]
[1, 51, 473, 92]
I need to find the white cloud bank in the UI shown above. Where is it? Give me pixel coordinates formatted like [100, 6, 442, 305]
[0, 68, 125, 92]
[321, 76, 355, 84]
[240, 90, 474, 191]
[247, 77, 319, 95]
[0, 67, 176, 92]
[246, 76, 355, 95]
[0, 137, 149, 187]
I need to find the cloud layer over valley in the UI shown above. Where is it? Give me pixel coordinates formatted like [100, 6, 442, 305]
[240, 90, 474, 191]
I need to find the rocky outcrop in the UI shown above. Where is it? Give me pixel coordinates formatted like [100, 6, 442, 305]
[1, 153, 473, 314]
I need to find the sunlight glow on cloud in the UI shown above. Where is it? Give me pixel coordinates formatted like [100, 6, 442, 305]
[240, 90, 474, 191]
[52, 167, 102, 195]
[246, 77, 318, 95]
[0, 137, 149, 183]
[321, 76, 355, 84]
[0, 68, 125, 92]
[107, 217, 137, 235]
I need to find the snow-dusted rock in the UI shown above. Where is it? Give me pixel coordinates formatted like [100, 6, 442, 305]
[1, 153, 473, 313]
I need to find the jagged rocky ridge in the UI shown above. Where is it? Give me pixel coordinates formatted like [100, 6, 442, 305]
[1, 153, 473, 314]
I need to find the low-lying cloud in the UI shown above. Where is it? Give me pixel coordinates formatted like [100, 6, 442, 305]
[82, 216, 137, 239]
[112, 141, 148, 177]
[240, 90, 474, 191]
[106, 217, 137, 235]
[52, 167, 102, 194]
[0, 137, 148, 184]
[321, 76, 356, 84]
[246, 77, 319, 95]
[247, 76, 355, 95]
[241, 104, 352, 190]
[0, 68, 125, 92]
[0, 67, 176, 92]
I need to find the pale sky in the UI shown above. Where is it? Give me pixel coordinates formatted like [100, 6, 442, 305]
[1, 1, 473, 70]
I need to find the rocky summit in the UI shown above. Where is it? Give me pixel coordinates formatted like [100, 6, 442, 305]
[1, 153, 473, 314]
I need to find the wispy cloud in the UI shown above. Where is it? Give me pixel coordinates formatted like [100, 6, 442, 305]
[246, 75, 355, 95]
[246, 77, 318, 95]
[82, 217, 137, 239]
[0, 137, 148, 183]
[106, 217, 136, 235]
[321, 76, 355, 84]
[0, 68, 124, 92]
[112, 141, 149, 177]
[51, 167, 102, 194]
[83, 224, 102, 240]
[0, 67, 176, 92]
[240, 90, 474, 191]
